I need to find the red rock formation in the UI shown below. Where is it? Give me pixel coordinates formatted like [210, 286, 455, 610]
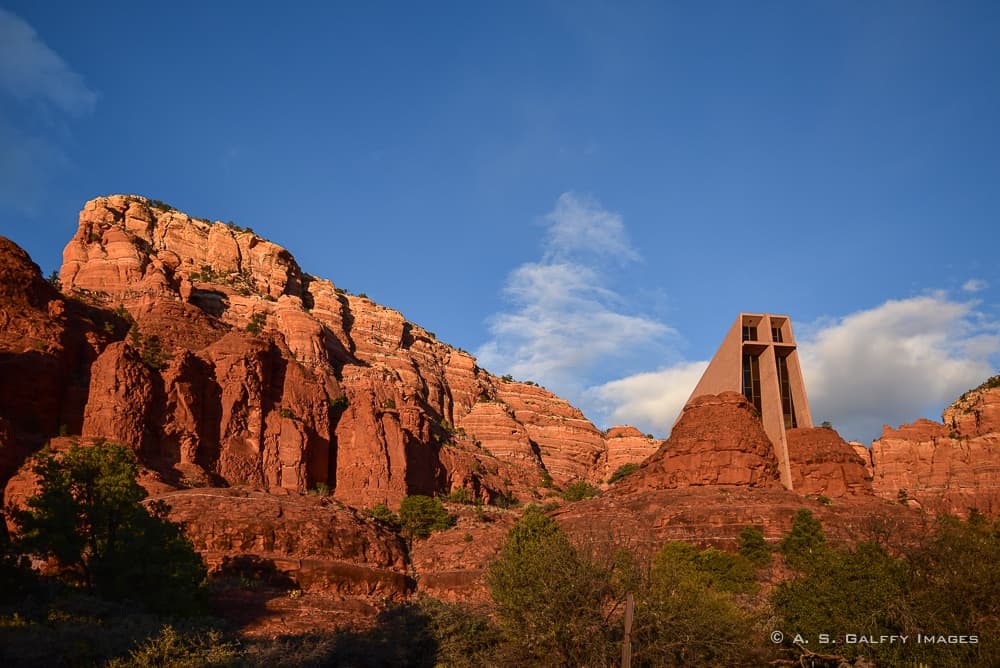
[786, 427, 872, 498]
[154, 488, 413, 598]
[597, 425, 661, 483]
[37, 195, 666, 509]
[630, 392, 782, 489]
[866, 385, 1000, 518]
[0, 237, 105, 488]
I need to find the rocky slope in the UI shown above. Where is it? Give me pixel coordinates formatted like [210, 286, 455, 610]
[863, 379, 1000, 517]
[38, 195, 657, 508]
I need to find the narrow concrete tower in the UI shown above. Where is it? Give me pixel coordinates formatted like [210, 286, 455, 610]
[686, 313, 812, 490]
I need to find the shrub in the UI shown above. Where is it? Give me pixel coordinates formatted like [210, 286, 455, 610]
[779, 509, 829, 571]
[486, 510, 615, 665]
[446, 488, 472, 505]
[245, 313, 266, 335]
[366, 504, 400, 529]
[561, 481, 599, 502]
[398, 495, 454, 540]
[329, 394, 349, 412]
[608, 462, 639, 484]
[738, 525, 772, 567]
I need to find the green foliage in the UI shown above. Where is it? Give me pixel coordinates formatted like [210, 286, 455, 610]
[46, 270, 61, 290]
[128, 325, 169, 370]
[105, 625, 242, 668]
[773, 541, 910, 665]
[608, 462, 639, 484]
[245, 312, 266, 335]
[561, 480, 599, 502]
[309, 482, 330, 496]
[381, 398, 397, 410]
[772, 512, 1000, 666]
[500, 374, 513, 383]
[224, 220, 254, 235]
[820, 420, 834, 429]
[278, 407, 295, 419]
[539, 469, 554, 488]
[492, 490, 519, 508]
[633, 541, 767, 665]
[486, 510, 615, 665]
[779, 508, 830, 571]
[328, 394, 349, 412]
[11, 442, 206, 614]
[366, 503, 401, 529]
[398, 495, 454, 540]
[738, 525, 772, 567]
[445, 487, 473, 505]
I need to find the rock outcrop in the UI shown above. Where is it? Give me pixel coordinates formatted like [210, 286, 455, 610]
[865, 381, 1000, 517]
[628, 392, 782, 489]
[786, 427, 872, 498]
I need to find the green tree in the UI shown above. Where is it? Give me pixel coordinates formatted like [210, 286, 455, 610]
[12, 441, 206, 614]
[779, 509, 829, 571]
[631, 541, 767, 666]
[486, 509, 615, 665]
[398, 495, 454, 540]
[738, 525, 772, 567]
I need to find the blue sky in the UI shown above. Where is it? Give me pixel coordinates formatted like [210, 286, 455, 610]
[2, 1, 998, 441]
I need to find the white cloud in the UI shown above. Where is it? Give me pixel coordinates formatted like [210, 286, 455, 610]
[476, 194, 671, 393]
[798, 295, 999, 441]
[585, 361, 708, 436]
[542, 192, 640, 263]
[0, 9, 98, 115]
[962, 278, 988, 293]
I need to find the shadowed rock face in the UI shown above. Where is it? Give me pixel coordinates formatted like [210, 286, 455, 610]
[864, 383, 1000, 518]
[0, 237, 105, 485]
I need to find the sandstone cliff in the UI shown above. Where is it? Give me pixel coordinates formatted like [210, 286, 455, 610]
[865, 380, 1000, 517]
[2, 196, 657, 510]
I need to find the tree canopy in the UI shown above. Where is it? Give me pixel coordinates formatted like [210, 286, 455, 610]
[11, 440, 206, 614]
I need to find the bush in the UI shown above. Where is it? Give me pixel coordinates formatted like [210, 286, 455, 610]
[561, 480, 599, 502]
[608, 462, 639, 484]
[486, 510, 615, 665]
[245, 313, 266, 335]
[738, 525, 772, 567]
[366, 503, 401, 529]
[779, 509, 829, 571]
[398, 495, 454, 540]
[11, 441, 207, 614]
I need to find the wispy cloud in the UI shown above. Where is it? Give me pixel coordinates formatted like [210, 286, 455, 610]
[0, 9, 96, 213]
[541, 192, 641, 263]
[0, 9, 98, 115]
[962, 278, 988, 293]
[476, 193, 672, 393]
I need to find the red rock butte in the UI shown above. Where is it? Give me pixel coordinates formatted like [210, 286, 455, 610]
[687, 313, 812, 490]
